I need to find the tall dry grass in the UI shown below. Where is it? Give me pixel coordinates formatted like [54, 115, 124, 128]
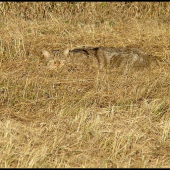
[1, 2, 170, 168]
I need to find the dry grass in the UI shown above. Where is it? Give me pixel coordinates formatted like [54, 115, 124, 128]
[1, 2, 170, 168]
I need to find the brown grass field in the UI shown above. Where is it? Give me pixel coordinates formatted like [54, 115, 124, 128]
[1, 2, 170, 168]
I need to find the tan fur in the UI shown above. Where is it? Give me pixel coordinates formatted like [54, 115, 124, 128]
[42, 46, 163, 70]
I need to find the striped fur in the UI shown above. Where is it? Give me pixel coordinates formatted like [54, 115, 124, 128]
[42, 46, 160, 70]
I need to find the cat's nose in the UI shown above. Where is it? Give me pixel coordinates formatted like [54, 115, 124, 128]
[55, 61, 61, 67]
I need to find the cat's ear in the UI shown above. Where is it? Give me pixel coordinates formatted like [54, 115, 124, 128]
[63, 48, 70, 56]
[42, 50, 51, 60]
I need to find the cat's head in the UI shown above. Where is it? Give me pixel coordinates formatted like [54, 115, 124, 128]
[42, 48, 69, 69]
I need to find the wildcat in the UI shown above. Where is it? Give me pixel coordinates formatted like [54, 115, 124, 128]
[42, 46, 161, 70]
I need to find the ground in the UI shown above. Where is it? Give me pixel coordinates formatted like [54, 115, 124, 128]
[0, 2, 170, 168]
